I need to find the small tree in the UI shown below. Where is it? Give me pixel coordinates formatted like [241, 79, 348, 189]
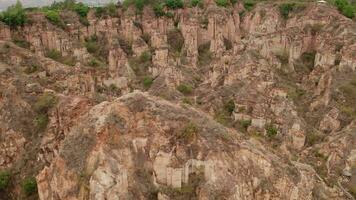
[0, 1, 26, 27]
[153, 3, 166, 17]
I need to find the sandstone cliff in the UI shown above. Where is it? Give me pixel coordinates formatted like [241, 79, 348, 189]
[0, 0, 355, 199]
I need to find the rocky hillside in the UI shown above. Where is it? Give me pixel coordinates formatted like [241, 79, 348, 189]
[0, 0, 355, 199]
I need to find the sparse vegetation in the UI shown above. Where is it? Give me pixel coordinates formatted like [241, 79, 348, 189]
[45, 49, 76, 66]
[88, 58, 105, 68]
[198, 42, 213, 66]
[337, 77, 356, 118]
[12, 37, 30, 49]
[32, 93, 57, 131]
[0, 1, 26, 28]
[224, 100, 235, 115]
[300, 51, 316, 72]
[305, 131, 324, 146]
[190, 0, 203, 7]
[85, 36, 99, 54]
[179, 122, 199, 143]
[0, 171, 10, 190]
[161, 168, 204, 199]
[275, 50, 289, 65]
[128, 51, 152, 75]
[34, 93, 57, 114]
[117, 37, 133, 56]
[266, 124, 278, 138]
[142, 76, 154, 88]
[239, 119, 251, 132]
[223, 37, 233, 50]
[177, 84, 193, 95]
[22, 177, 37, 196]
[25, 64, 39, 74]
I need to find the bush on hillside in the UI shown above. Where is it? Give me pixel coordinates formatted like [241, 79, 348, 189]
[177, 84, 193, 95]
[215, 0, 229, 7]
[0, 171, 10, 190]
[166, 0, 184, 9]
[335, 0, 355, 18]
[153, 3, 166, 17]
[243, 0, 255, 11]
[22, 177, 37, 196]
[44, 10, 64, 27]
[95, 3, 117, 18]
[279, 3, 295, 19]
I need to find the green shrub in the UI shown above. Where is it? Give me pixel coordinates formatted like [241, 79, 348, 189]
[44, 10, 63, 27]
[153, 3, 166, 17]
[0, 171, 10, 190]
[190, 0, 203, 7]
[142, 76, 154, 88]
[335, 0, 355, 18]
[34, 93, 57, 114]
[214, 111, 230, 126]
[34, 114, 49, 131]
[215, 0, 229, 7]
[239, 119, 251, 131]
[22, 177, 37, 196]
[279, 3, 295, 19]
[166, 0, 184, 9]
[88, 58, 104, 68]
[341, 4, 355, 18]
[224, 100, 235, 114]
[12, 38, 30, 49]
[135, 0, 145, 11]
[243, 0, 255, 11]
[266, 124, 278, 138]
[0, 1, 26, 27]
[179, 122, 199, 142]
[45, 49, 62, 60]
[177, 84, 193, 95]
[73, 2, 89, 17]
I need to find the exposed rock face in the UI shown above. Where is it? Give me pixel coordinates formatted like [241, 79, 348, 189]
[36, 92, 336, 199]
[0, 1, 356, 200]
